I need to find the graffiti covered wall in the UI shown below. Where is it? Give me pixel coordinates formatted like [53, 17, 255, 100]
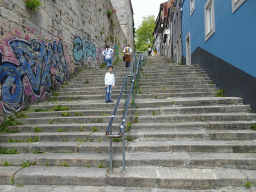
[0, 0, 128, 114]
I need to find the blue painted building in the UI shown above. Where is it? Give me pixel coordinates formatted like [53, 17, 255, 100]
[182, 0, 256, 110]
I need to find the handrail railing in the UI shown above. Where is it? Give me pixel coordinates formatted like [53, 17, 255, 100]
[105, 52, 143, 173]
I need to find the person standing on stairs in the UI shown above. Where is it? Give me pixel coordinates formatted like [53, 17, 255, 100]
[124, 48, 132, 68]
[105, 65, 115, 103]
[102, 45, 114, 68]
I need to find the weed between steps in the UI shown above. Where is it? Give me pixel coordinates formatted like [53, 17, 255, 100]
[7, 136, 39, 143]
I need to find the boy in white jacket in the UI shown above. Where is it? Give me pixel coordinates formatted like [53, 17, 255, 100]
[105, 65, 115, 103]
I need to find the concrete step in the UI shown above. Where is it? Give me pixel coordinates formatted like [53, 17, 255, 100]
[54, 92, 216, 101]
[30, 97, 244, 111]
[131, 121, 256, 131]
[3, 139, 256, 154]
[24, 105, 250, 118]
[1, 185, 253, 192]
[2, 152, 256, 170]
[1, 129, 256, 143]
[18, 115, 133, 124]
[8, 166, 256, 189]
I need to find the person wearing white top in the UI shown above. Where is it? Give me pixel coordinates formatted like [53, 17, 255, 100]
[105, 65, 115, 103]
[123, 44, 132, 55]
[102, 45, 114, 68]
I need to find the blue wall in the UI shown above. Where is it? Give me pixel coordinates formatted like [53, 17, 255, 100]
[182, 0, 256, 77]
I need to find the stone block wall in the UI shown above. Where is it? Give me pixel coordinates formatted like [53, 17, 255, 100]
[0, 0, 128, 114]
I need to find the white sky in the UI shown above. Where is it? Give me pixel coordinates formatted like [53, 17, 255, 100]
[131, 0, 167, 29]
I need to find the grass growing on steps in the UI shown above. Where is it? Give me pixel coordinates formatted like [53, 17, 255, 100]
[0, 116, 23, 134]
[8, 136, 39, 143]
[215, 89, 226, 97]
[0, 147, 19, 154]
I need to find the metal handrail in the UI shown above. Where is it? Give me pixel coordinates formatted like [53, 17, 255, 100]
[105, 52, 142, 173]
[105, 52, 137, 138]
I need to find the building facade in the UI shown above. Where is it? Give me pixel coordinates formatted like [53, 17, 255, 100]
[182, 0, 256, 110]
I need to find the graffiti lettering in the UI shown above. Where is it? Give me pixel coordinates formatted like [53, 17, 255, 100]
[73, 36, 96, 62]
[0, 39, 68, 113]
[114, 44, 119, 56]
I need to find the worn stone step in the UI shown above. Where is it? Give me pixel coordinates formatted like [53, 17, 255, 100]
[54, 92, 216, 101]
[77, 140, 256, 153]
[30, 97, 244, 111]
[18, 115, 133, 125]
[3, 152, 256, 170]
[131, 121, 256, 131]
[1, 185, 252, 192]
[133, 113, 256, 123]
[3, 139, 256, 154]
[8, 123, 119, 133]
[24, 105, 250, 119]
[11, 166, 256, 189]
[57, 88, 218, 96]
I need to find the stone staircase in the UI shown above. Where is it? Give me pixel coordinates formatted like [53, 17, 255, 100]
[1, 56, 256, 191]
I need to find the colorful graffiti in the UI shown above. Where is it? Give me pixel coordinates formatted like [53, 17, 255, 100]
[73, 36, 96, 62]
[114, 44, 119, 56]
[0, 38, 69, 113]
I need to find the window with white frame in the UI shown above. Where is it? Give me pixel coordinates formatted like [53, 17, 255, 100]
[232, 0, 246, 13]
[190, 0, 195, 16]
[204, 0, 215, 41]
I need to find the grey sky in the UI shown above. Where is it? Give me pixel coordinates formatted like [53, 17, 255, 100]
[131, 0, 167, 29]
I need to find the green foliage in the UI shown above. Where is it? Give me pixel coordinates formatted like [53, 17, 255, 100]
[245, 181, 252, 188]
[161, 87, 166, 90]
[49, 121, 53, 124]
[46, 163, 50, 166]
[0, 147, 19, 154]
[54, 105, 69, 111]
[8, 136, 38, 143]
[97, 119, 103, 123]
[135, 15, 156, 51]
[249, 108, 255, 113]
[74, 72, 77, 76]
[178, 63, 183, 65]
[33, 150, 42, 154]
[102, 112, 108, 116]
[21, 161, 34, 168]
[107, 9, 114, 17]
[56, 128, 67, 132]
[93, 127, 98, 132]
[61, 112, 70, 117]
[3, 161, 10, 166]
[33, 108, 48, 112]
[79, 126, 85, 131]
[49, 97, 59, 102]
[112, 138, 122, 142]
[25, 0, 41, 11]
[84, 80, 89, 84]
[250, 124, 256, 130]
[215, 89, 226, 97]
[52, 91, 59, 96]
[209, 81, 214, 84]
[113, 58, 120, 65]
[125, 135, 134, 141]
[34, 127, 42, 133]
[78, 69, 83, 72]
[61, 162, 69, 167]
[86, 165, 91, 168]
[152, 110, 156, 116]
[98, 164, 107, 168]
[15, 112, 28, 118]
[0, 116, 23, 134]
[64, 81, 69, 85]
[11, 177, 14, 185]
[126, 122, 132, 129]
